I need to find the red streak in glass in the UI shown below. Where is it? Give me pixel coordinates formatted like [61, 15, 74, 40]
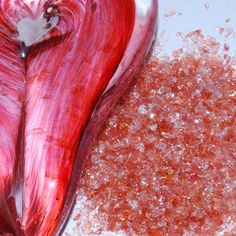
[0, 0, 157, 235]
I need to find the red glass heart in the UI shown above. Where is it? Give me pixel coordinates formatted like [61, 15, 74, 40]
[0, 0, 157, 235]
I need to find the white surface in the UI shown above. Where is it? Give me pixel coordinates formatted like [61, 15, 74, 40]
[158, 0, 236, 56]
[63, 0, 236, 235]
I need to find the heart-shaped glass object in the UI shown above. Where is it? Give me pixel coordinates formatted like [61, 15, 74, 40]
[0, 0, 157, 235]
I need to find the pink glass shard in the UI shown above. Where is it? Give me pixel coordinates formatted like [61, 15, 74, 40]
[71, 38, 236, 235]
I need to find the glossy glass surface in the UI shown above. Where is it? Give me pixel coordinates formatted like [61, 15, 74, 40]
[0, 0, 157, 235]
